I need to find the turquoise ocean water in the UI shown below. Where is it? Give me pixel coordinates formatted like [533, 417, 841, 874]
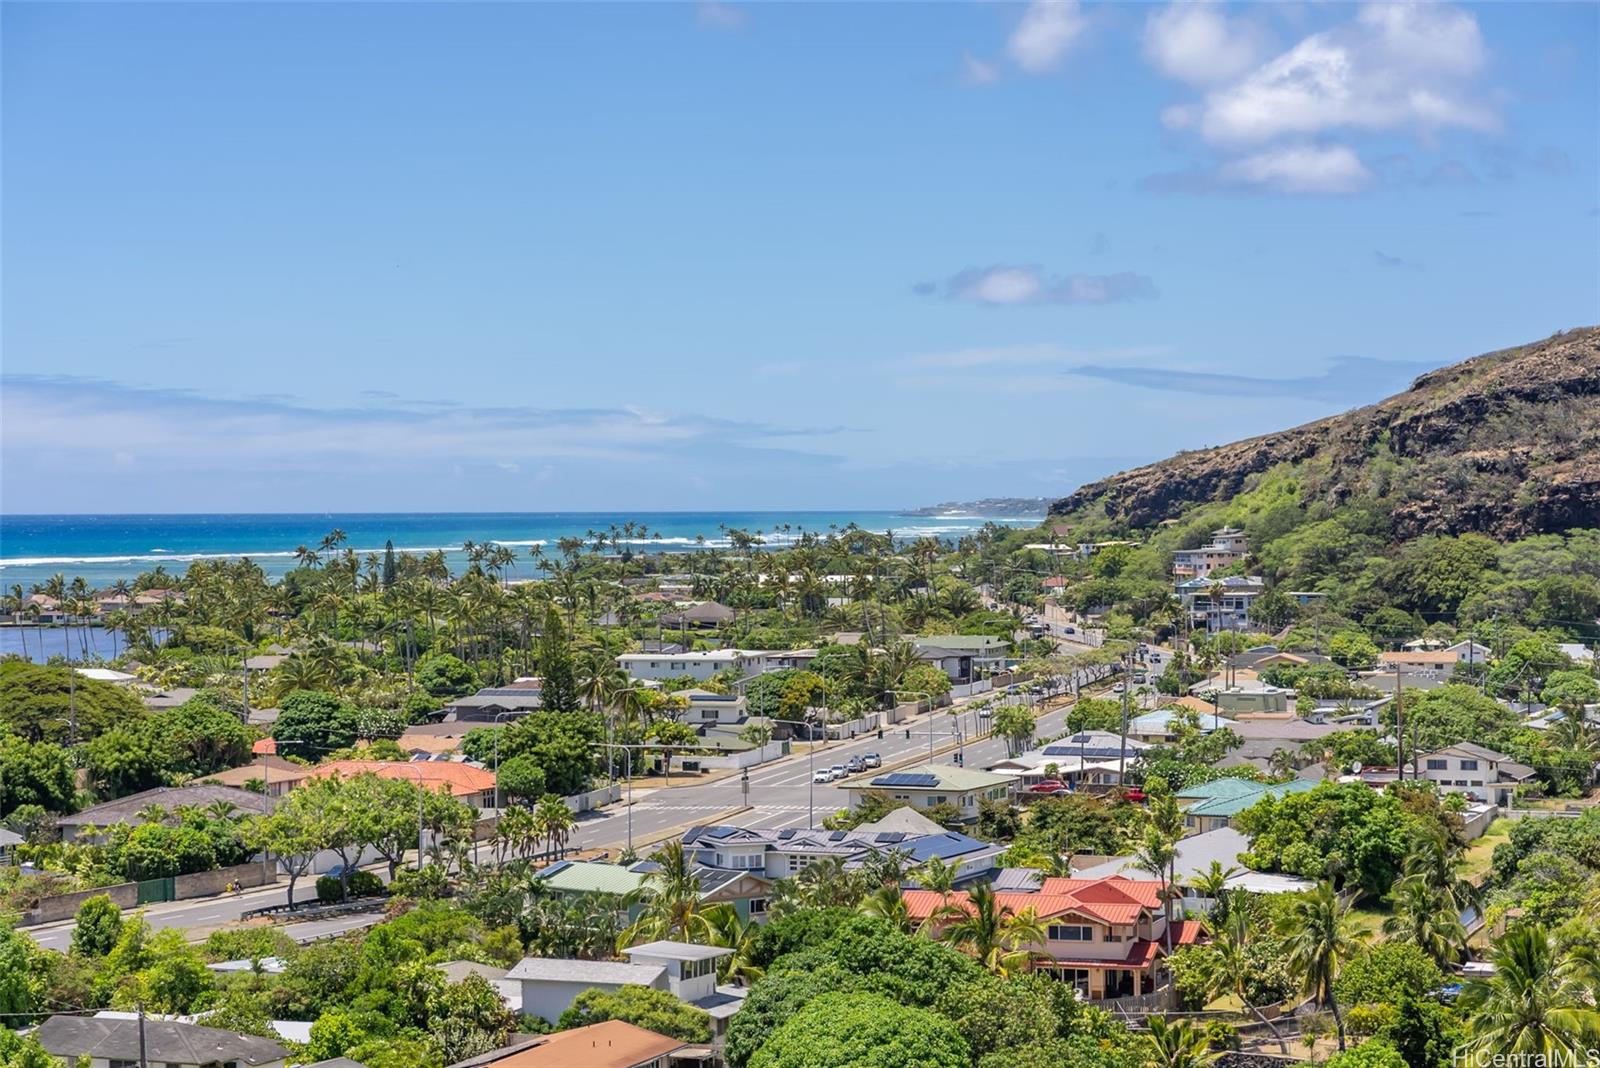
[0, 511, 1040, 591]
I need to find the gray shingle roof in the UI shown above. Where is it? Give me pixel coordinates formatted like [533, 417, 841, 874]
[35, 1015, 287, 1066]
[504, 957, 666, 985]
[57, 784, 272, 827]
[623, 940, 732, 963]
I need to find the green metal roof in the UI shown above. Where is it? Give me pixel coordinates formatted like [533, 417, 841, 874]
[535, 861, 647, 897]
[1180, 778, 1316, 818]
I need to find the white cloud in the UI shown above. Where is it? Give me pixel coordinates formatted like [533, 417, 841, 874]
[1180, 2, 1496, 147]
[1142, 3, 1269, 86]
[695, 2, 747, 31]
[924, 265, 1158, 306]
[960, 52, 1000, 87]
[1007, 1, 1086, 74]
[1216, 143, 1372, 194]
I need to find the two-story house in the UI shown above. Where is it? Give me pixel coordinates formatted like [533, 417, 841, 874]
[1404, 742, 1536, 805]
[1171, 528, 1249, 579]
[681, 823, 1005, 887]
[1174, 777, 1318, 834]
[620, 941, 747, 1034]
[904, 875, 1202, 1000]
[1175, 575, 1265, 633]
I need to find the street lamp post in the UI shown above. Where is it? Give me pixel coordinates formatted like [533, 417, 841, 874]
[886, 689, 935, 763]
[763, 716, 822, 829]
[391, 763, 428, 873]
[491, 710, 515, 812]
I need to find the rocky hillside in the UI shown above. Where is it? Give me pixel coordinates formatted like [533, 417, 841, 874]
[1050, 327, 1600, 540]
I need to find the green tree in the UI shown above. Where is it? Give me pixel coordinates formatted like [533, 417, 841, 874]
[415, 653, 476, 698]
[70, 894, 125, 958]
[1458, 923, 1600, 1060]
[1329, 631, 1380, 670]
[1278, 882, 1362, 1051]
[750, 991, 969, 1068]
[273, 690, 358, 760]
[0, 733, 77, 816]
[557, 983, 712, 1041]
[991, 704, 1036, 757]
[535, 609, 579, 712]
[0, 660, 145, 744]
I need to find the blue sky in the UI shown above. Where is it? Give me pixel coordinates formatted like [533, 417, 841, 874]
[3, 1, 1596, 513]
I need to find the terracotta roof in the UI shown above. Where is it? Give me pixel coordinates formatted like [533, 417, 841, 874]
[903, 874, 1166, 924]
[307, 760, 495, 796]
[456, 1021, 683, 1068]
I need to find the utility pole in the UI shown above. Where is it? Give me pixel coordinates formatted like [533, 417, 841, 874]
[138, 1004, 149, 1068]
[1117, 655, 1131, 788]
[1394, 664, 1404, 781]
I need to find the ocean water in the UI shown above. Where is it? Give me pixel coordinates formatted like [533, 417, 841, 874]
[0, 511, 1040, 592]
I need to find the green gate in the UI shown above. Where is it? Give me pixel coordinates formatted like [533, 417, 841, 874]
[136, 876, 175, 905]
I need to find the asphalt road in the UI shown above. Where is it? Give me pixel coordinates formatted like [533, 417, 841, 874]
[23, 665, 1114, 946]
[568, 665, 1115, 854]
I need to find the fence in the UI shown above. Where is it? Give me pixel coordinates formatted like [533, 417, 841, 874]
[563, 783, 622, 814]
[21, 860, 274, 925]
[695, 741, 786, 770]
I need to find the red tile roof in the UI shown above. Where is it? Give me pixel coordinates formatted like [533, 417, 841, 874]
[306, 760, 495, 797]
[903, 875, 1168, 924]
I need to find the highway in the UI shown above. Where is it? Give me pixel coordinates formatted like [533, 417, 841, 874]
[22, 665, 1114, 947]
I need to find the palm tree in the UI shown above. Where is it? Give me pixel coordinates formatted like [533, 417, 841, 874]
[1191, 860, 1237, 925]
[858, 883, 911, 932]
[1143, 1017, 1218, 1068]
[1382, 878, 1467, 968]
[533, 795, 576, 860]
[1459, 923, 1600, 1059]
[618, 840, 712, 948]
[704, 903, 764, 986]
[939, 883, 1045, 976]
[1278, 882, 1362, 1051]
[1206, 907, 1286, 1052]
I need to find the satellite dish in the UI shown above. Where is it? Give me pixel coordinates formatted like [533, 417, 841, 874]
[1352, 761, 1363, 774]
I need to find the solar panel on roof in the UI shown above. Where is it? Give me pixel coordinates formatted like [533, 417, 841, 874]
[708, 826, 737, 839]
[777, 829, 796, 840]
[874, 772, 938, 787]
[829, 831, 846, 841]
[880, 832, 906, 843]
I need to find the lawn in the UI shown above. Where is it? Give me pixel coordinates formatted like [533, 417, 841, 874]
[1459, 817, 1516, 882]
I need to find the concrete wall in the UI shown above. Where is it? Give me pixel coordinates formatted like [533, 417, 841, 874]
[564, 783, 622, 813]
[696, 741, 786, 770]
[520, 977, 663, 1025]
[175, 860, 275, 899]
[23, 881, 138, 925]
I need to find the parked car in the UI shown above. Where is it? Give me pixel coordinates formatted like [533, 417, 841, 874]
[829, 765, 848, 781]
[812, 769, 833, 784]
[1028, 780, 1068, 794]
[862, 753, 882, 768]
[845, 756, 865, 773]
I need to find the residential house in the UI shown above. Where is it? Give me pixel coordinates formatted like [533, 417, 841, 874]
[845, 765, 1014, 823]
[1125, 708, 1232, 744]
[1174, 777, 1318, 834]
[435, 960, 523, 1015]
[1372, 742, 1536, 806]
[911, 635, 1011, 682]
[674, 689, 748, 727]
[615, 648, 817, 682]
[0, 827, 22, 866]
[15, 593, 67, 623]
[441, 679, 543, 721]
[1287, 591, 1327, 607]
[1171, 527, 1249, 579]
[620, 941, 747, 1032]
[57, 784, 272, 843]
[904, 875, 1202, 1000]
[986, 731, 1150, 791]
[198, 754, 308, 799]
[682, 823, 1004, 886]
[534, 858, 773, 923]
[1175, 575, 1265, 633]
[304, 760, 498, 810]
[1073, 826, 1314, 911]
[33, 1014, 288, 1068]
[446, 1021, 688, 1068]
[397, 722, 480, 756]
[656, 601, 737, 628]
[506, 957, 670, 1025]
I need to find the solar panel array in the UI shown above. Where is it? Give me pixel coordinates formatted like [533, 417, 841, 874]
[872, 772, 939, 787]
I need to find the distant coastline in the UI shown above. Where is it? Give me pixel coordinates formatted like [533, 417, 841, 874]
[0, 510, 1039, 588]
[900, 497, 1051, 519]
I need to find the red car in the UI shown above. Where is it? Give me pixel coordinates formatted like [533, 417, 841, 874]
[1028, 780, 1068, 794]
[1120, 788, 1147, 803]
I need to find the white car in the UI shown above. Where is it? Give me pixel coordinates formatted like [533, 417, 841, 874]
[812, 769, 833, 784]
[829, 765, 848, 781]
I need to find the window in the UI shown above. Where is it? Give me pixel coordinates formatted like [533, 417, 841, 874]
[749, 897, 768, 915]
[1459, 759, 1479, 771]
[681, 957, 715, 980]
[1049, 924, 1094, 941]
[109, 1061, 138, 1068]
[1425, 759, 1448, 771]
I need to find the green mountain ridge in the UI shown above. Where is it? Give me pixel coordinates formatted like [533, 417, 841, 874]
[1050, 327, 1600, 541]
